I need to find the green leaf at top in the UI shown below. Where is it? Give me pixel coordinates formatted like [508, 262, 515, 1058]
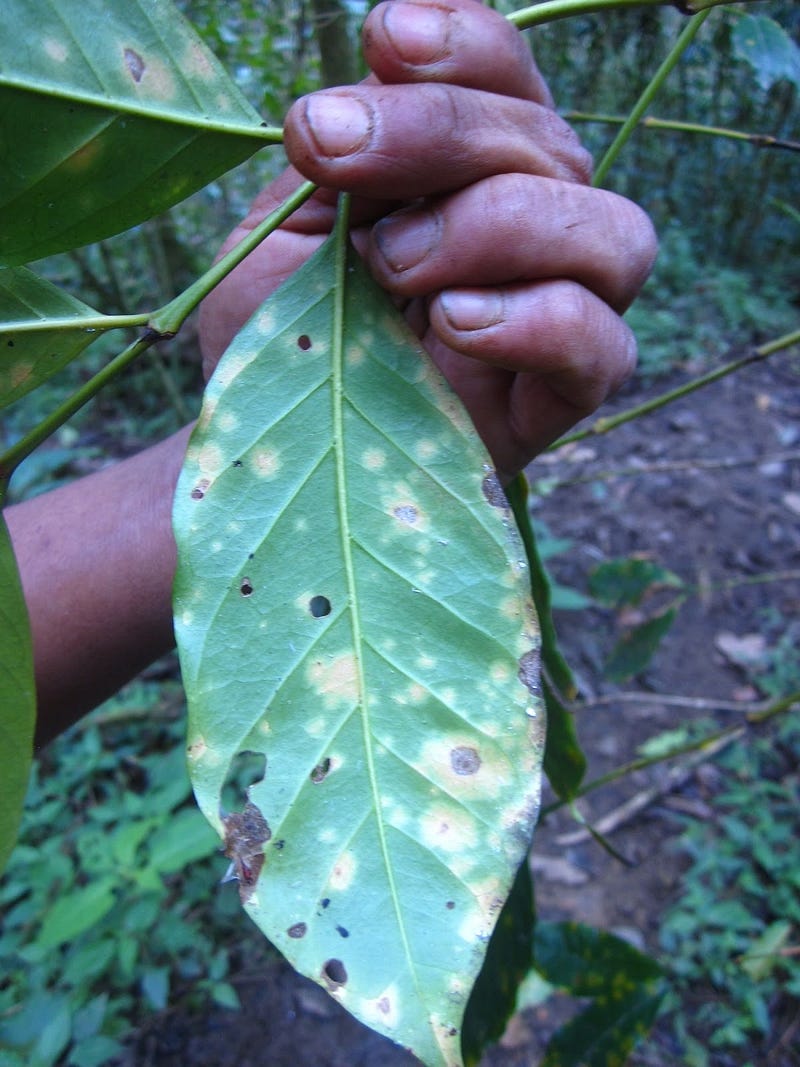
[0, 0, 272, 266]
[173, 224, 545, 1067]
[0, 267, 117, 410]
[0, 514, 36, 875]
[732, 14, 800, 93]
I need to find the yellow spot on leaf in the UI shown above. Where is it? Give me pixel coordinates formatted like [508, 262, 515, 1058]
[361, 448, 386, 471]
[43, 38, 68, 62]
[415, 438, 440, 461]
[307, 653, 359, 708]
[197, 443, 224, 477]
[329, 850, 356, 890]
[347, 343, 365, 366]
[419, 803, 478, 853]
[251, 448, 281, 479]
[360, 985, 400, 1029]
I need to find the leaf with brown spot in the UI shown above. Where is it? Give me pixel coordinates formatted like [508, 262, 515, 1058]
[173, 203, 545, 1067]
[0, 0, 273, 265]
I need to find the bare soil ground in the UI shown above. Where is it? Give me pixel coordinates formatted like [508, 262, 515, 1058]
[120, 352, 800, 1067]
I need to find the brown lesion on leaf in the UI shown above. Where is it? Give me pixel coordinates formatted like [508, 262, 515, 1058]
[123, 47, 146, 83]
[190, 477, 210, 500]
[310, 757, 331, 783]
[449, 745, 481, 776]
[287, 922, 307, 939]
[482, 470, 508, 510]
[222, 801, 271, 903]
[518, 647, 541, 697]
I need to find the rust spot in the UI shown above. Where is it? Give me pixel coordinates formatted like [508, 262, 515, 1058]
[240, 577, 254, 597]
[233, 459, 243, 468]
[309, 595, 331, 618]
[288, 922, 307, 939]
[446, 900, 455, 909]
[310, 757, 331, 784]
[124, 47, 145, 83]
[450, 745, 481, 776]
[518, 648, 541, 696]
[222, 802, 271, 903]
[482, 471, 508, 509]
[191, 478, 210, 500]
[321, 898, 330, 909]
[322, 958, 347, 987]
[336, 925, 350, 938]
[378, 996, 391, 1015]
[297, 334, 312, 350]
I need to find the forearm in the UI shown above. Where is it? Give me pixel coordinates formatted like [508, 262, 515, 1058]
[6, 425, 193, 746]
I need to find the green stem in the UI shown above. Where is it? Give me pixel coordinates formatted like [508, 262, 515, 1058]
[566, 111, 800, 154]
[0, 331, 161, 498]
[550, 326, 800, 449]
[507, 0, 747, 31]
[6, 313, 150, 335]
[149, 180, 318, 336]
[540, 688, 800, 817]
[592, 9, 712, 187]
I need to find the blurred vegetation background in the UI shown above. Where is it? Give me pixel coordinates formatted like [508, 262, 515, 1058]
[1, 2, 797, 1066]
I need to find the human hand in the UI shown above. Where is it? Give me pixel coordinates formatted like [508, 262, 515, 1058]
[199, 0, 657, 481]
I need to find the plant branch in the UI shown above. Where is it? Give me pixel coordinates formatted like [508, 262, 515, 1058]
[566, 111, 800, 154]
[536, 449, 800, 489]
[507, 0, 756, 30]
[540, 688, 800, 819]
[0, 331, 163, 500]
[549, 327, 800, 449]
[592, 9, 712, 187]
[148, 180, 317, 337]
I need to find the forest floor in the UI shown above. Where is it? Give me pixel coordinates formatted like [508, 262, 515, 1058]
[119, 351, 800, 1067]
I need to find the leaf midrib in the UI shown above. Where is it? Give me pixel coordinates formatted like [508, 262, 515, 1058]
[0, 78, 276, 141]
[331, 201, 421, 995]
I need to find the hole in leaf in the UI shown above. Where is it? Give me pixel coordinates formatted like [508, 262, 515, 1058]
[274, 839, 285, 850]
[232, 459, 243, 468]
[297, 334, 312, 350]
[309, 595, 331, 618]
[221, 750, 266, 813]
[310, 757, 331, 784]
[288, 922, 307, 939]
[240, 577, 254, 597]
[322, 959, 347, 986]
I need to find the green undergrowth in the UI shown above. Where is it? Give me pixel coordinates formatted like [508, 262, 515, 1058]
[625, 230, 798, 380]
[0, 675, 277, 1067]
[657, 710, 800, 1065]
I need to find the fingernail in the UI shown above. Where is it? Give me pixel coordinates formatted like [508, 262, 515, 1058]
[382, 2, 451, 65]
[440, 290, 504, 331]
[304, 93, 372, 157]
[374, 212, 440, 272]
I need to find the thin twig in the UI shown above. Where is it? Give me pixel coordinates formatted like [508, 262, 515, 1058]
[550, 330, 800, 449]
[566, 111, 800, 153]
[536, 450, 800, 488]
